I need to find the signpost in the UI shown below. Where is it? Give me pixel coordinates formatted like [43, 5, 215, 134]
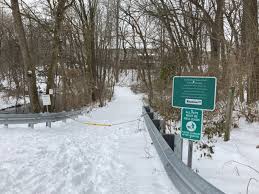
[172, 76, 217, 168]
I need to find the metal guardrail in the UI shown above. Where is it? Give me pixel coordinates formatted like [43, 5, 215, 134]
[143, 106, 224, 194]
[0, 109, 83, 128]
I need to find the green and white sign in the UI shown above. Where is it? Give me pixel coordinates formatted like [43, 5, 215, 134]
[181, 108, 203, 141]
[172, 76, 217, 111]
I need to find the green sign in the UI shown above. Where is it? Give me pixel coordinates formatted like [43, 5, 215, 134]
[181, 108, 203, 141]
[172, 76, 217, 111]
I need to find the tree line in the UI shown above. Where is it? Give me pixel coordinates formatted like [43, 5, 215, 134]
[0, 0, 259, 121]
[120, 0, 258, 102]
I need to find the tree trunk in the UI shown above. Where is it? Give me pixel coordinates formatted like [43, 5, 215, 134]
[209, 0, 225, 78]
[89, 4, 97, 102]
[242, 0, 258, 103]
[10, 0, 41, 113]
[224, 87, 235, 141]
[46, 0, 67, 112]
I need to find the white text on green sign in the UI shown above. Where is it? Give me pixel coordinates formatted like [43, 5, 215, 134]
[172, 76, 217, 111]
[181, 108, 203, 141]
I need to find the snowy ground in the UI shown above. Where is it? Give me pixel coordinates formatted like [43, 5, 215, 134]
[0, 86, 178, 194]
[182, 119, 259, 194]
[2, 69, 257, 194]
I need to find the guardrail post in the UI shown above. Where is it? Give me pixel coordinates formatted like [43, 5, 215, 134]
[4, 124, 8, 128]
[144, 106, 150, 113]
[46, 122, 51, 128]
[152, 119, 161, 132]
[162, 134, 175, 151]
[28, 123, 34, 129]
[147, 112, 154, 120]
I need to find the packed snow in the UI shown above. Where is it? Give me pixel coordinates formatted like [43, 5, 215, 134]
[2, 69, 258, 194]
[0, 86, 178, 194]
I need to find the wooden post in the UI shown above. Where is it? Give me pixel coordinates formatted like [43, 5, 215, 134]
[45, 105, 51, 128]
[180, 138, 183, 161]
[187, 140, 193, 168]
[224, 86, 235, 141]
[47, 122, 51, 128]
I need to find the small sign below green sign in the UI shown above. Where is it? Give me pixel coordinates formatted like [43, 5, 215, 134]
[181, 108, 203, 141]
[172, 76, 217, 111]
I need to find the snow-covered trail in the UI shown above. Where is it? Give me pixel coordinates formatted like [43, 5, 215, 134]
[0, 86, 178, 194]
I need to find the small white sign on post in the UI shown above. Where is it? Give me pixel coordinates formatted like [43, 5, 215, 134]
[49, 89, 54, 95]
[42, 94, 51, 106]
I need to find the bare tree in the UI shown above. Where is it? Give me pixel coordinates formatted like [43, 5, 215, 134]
[241, 0, 259, 103]
[10, 0, 41, 112]
[46, 0, 74, 111]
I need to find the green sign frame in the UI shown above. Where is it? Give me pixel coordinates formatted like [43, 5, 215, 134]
[181, 108, 203, 141]
[172, 76, 217, 111]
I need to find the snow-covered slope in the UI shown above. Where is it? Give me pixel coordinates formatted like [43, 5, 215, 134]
[0, 86, 178, 194]
[181, 118, 259, 194]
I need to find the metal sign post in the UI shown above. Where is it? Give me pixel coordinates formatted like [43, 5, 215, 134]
[181, 108, 203, 168]
[187, 140, 193, 168]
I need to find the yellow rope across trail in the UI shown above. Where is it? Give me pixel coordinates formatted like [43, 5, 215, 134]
[67, 113, 148, 127]
[83, 122, 112, 127]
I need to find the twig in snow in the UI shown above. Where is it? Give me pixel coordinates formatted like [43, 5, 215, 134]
[246, 177, 258, 194]
[234, 166, 240, 176]
[139, 119, 153, 159]
[223, 160, 259, 175]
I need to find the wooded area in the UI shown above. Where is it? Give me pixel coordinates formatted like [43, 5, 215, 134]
[1, 0, 118, 112]
[0, 0, 259, 136]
